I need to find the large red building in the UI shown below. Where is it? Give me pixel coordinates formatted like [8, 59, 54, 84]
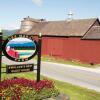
[17, 17, 100, 64]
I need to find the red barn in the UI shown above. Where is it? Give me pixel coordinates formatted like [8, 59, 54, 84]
[16, 17, 100, 64]
[7, 48, 19, 58]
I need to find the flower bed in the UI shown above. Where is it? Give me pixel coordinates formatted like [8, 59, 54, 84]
[0, 78, 59, 100]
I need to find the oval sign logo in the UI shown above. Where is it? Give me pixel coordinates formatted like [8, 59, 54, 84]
[2, 34, 38, 62]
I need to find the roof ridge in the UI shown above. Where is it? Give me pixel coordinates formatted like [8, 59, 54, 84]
[44, 18, 98, 23]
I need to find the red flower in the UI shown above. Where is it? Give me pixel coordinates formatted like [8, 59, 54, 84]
[0, 78, 55, 98]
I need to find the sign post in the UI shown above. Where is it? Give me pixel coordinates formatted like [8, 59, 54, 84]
[0, 33, 42, 99]
[37, 33, 42, 82]
[1, 33, 42, 82]
[0, 29, 2, 100]
[0, 29, 2, 81]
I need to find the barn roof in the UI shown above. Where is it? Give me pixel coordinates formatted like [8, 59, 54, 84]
[17, 18, 99, 37]
[82, 26, 100, 39]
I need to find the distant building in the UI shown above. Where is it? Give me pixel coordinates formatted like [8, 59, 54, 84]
[16, 16, 100, 64]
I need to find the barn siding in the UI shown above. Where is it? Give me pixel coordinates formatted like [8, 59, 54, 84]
[41, 37, 100, 64]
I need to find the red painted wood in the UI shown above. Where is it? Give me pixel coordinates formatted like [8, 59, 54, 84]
[41, 37, 100, 64]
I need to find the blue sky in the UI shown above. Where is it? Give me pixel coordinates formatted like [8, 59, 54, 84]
[0, 0, 100, 29]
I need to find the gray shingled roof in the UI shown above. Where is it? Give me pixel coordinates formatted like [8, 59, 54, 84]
[83, 26, 100, 39]
[17, 18, 98, 37]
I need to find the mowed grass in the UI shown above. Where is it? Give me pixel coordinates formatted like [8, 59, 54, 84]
[41, 56, 100, 68]
[1, 71, 100, 100]
[54, 80, 100, 100]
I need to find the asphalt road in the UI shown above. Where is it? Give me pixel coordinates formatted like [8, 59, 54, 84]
[2, 56, 100, 92]
[41, 62, 100, 92]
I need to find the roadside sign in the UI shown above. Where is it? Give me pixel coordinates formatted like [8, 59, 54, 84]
[1, 33, 42, 82]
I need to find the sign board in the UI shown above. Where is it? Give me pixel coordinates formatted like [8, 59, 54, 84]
[2, 34, 38, 62]
[0, 33, 42, 82]
[6, 64, 34, 74]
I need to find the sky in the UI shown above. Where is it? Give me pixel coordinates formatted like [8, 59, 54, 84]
[11, 38, 32, 42]
[0, 0, 100, 30]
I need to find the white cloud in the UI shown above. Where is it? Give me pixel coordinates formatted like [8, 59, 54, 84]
[1, 24, 19, 30]
[32, 0, 43, 6]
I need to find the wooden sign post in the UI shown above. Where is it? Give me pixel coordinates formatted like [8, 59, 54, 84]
[0, 29, 2, 100]
[0, 33, 42, 83]
[0, 29, 2, 82]
[37, 33, 42, 82]
[0, 32, 43, 100]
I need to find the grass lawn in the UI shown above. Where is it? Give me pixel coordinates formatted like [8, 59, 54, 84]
[41, 56, 100, 68]
[1, 71, 100, 100]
